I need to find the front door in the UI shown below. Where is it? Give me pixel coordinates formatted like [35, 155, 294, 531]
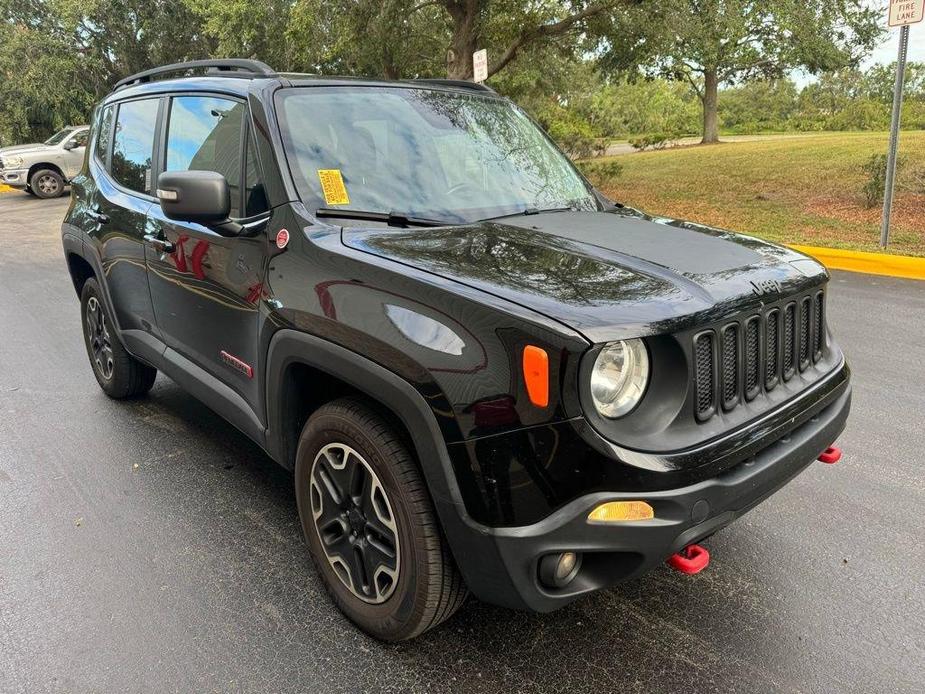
[144, 94, 268, 411]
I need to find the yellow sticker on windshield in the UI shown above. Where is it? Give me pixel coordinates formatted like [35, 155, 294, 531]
[318, 169, 350, 205]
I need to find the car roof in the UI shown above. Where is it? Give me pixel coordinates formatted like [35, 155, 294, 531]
[103, 72, 497, 103]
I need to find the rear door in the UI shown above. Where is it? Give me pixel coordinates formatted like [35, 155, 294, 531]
[144, 93, 269, 412]
[84, 98, 160, 341]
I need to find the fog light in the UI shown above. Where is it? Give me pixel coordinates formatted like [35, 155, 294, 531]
[539, 551, 582, 589]
[587, 500, 654, 523]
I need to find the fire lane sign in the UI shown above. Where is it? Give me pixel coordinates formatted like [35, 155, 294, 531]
[889, 0, 924, 27]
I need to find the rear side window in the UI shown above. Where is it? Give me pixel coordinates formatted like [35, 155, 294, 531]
[166, 96, 245, 218]
[94, 106, 114, 167]
[111, 99, 159, 195]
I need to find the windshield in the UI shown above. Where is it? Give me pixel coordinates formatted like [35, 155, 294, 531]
[43, 129, 72, 146]
[276, 87, 597, 224]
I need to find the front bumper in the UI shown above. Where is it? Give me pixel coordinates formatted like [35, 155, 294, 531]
[0, 169, 29, 188]
[456, 378, 851, 612]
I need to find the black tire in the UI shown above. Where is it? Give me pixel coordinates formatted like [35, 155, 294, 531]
[295, 398, 467, 641]
[80, 278, 157, 398]
[29, 168, 65, 198]
[24, 186, 37, 197]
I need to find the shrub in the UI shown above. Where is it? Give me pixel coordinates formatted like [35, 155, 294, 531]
[578, 159, 623, 187]
[628, 132, 678, 150]
[861, 153, 907, 208]
[540, 105, 606, 160]
[826, 99, 891, 131]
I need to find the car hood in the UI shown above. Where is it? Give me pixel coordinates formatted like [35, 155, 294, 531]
[341, 209, 828, 343]
[0, 143, 54, 158]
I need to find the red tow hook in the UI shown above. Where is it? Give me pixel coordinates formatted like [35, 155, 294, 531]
[818, 446, 842, 464]
[667, 544, 710, 575]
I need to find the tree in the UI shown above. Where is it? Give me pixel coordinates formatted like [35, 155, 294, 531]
[279, 1, 627, 81]
[719, 78, 799, 133]
[602, 0, 882, 144]
[0, 0, 213, 142]
[439, 0, 623, 80]
[283, 0, 448, 77]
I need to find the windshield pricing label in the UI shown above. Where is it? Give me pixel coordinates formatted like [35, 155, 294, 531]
[318, 169, 350, 205]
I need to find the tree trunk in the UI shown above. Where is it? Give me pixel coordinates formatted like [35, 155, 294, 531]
[701, 69, 719, 144]
[445, 2, 478, 79]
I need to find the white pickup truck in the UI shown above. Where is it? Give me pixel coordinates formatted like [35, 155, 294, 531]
[0, 125, 89, 198]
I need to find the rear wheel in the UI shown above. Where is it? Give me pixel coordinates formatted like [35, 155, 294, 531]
[80, 278, 157, 398]
[29, 168, 65, 198]
[295, 398, 467, 641]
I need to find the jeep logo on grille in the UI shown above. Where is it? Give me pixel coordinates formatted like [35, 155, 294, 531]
[751, 279, 782, 296]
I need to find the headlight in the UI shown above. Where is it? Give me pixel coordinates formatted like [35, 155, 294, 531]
[1, 156, 24, 168]
[590, 339, 649, 418]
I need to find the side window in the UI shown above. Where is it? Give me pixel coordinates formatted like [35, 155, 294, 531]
[166, 96, 245, 218]
[72, 130, 89, 148]
[112, 99, 159, 195]
[244, 127, 268, 217]
[95, 106, 114, 167]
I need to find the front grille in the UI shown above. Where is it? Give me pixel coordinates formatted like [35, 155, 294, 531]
[782, 303, 796, 379]
[694, 332, 715, 419]
[721, 324, 738, 409]
[799, 298, 811, 371]
[813, 291, 825, 360]
[744, 317, 760, 400]
[766, 309, 779, 388]
[693, 290, 827, 420]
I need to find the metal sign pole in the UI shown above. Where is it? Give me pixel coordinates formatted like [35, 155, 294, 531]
[880, 24, 910, 248]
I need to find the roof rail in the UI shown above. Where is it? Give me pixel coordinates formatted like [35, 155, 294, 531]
[114, 59, 276, 90]
[412, 78, 496, 94]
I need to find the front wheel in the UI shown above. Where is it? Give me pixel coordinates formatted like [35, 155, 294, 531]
[29, 168, 65, 198]
[295, 398, 467, 641]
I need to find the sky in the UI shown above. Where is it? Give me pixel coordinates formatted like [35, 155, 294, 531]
[791, 2, 924, 86]
[868, 23, 925, 67]
[864, 0, 924, 66]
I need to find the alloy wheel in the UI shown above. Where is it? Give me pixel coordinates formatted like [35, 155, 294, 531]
[86, 296, 114, 380]
[309, 443, 400, 604]
[36, 174, 60, 196]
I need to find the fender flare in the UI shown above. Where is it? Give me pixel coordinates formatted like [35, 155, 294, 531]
[61, 225, 124, 334]
[264, 328, 522, 605]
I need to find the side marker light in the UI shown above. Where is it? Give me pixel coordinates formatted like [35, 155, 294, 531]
[522, 345, 549, 408]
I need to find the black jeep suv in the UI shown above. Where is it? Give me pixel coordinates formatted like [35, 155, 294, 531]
[62, 59, 851, 641]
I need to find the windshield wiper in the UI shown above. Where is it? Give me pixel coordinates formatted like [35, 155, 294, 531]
[315, 207, 450, 228]
[482, 205, 577, 222]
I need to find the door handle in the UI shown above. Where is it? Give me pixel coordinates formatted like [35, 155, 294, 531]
[87, 210, 109, 224]
[143, 233, 175, 254]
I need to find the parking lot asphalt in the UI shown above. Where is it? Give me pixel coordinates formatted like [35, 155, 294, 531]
[0, 192, 922, 693]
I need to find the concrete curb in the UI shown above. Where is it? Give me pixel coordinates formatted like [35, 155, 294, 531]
[789, 244, 925, 281]
[0, 184, 15, 194]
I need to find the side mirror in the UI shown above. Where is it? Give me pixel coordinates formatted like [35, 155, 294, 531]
[156, 170, 240, 235]
[62, 140, 77, 151]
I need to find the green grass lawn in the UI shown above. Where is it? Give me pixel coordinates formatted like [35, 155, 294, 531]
[592, 131, 925, 256]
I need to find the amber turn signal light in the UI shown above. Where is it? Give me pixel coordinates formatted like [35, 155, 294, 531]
[587, 500, 654, 523]
[522, 345, 549, 408]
